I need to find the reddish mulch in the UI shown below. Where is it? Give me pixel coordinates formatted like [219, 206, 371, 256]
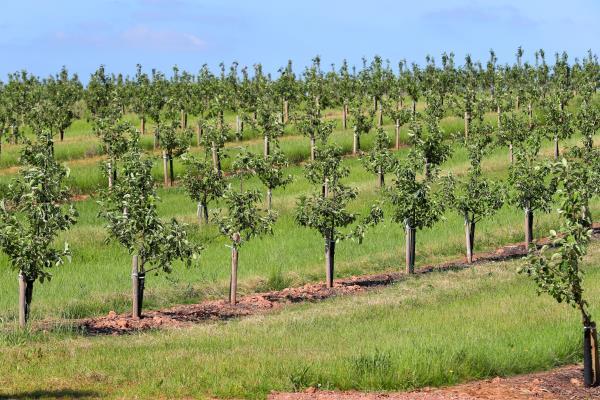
[80, 226, 600, 335]
[269, 365, 600, 399]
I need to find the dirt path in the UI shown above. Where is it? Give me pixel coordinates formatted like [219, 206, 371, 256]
[78, 227, 596, 335]
[269, 365, 600, 399]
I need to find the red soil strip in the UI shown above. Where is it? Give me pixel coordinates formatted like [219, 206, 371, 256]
[80, 226, 599, 336]
[269, 364, 600, 399]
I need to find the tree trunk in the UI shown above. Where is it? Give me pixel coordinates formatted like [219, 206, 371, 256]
[525, 208, 534, 250]
[424, 161, 430, 180]
[373, 96, 378, 113]
[464, 111, 470, 139]
[196, 122, 202, 147]
[236, 115, 242, 140]
[211, 142, 220, 174]
[378, 165, 384, 188]
[162, 151, 169, 186]
[266, 187, 273, 210]
[353, 132, 360, 155]
[378, 103, 383, 127]
[465, 216, 475, 263]
[497, 105, 501, 131]
[527, 103, 533, 129]
[411, 100, 416, 118]
[18, 272, 34, 328]
[229, 233, 241, 305]
[342, 103, 348, 130]
[516, 95, 520, 111]
[181, 110, 187, 128]
[395, 119, 401, 150]
[325, 237, 335, 288]
[310, 135, 316, 161]
[60, 129, 64, 142]
[107, 160, 114, 189]
[405, 223, 416, 274]
[264, 135, 270, 158]
[141, 116, 146, 135]
[197, 202, 204, 224]
[283, 100, 289, 123]
[509, 143, 514, 164]
[169, 155, 175, 186]
[131, 255, 145, 319]
[554, 136, 560, 160]
[583, 322, 600, 387]
[154, 127, 160, 149]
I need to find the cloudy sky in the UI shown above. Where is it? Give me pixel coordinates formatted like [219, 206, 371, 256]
[1, 0, 598, 81]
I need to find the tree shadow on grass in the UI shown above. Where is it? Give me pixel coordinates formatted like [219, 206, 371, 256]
[0, 389, 101, 399]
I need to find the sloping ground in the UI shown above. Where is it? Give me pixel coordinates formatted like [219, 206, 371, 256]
[80, 231, 560, 335]
[270, 365, 600, 399]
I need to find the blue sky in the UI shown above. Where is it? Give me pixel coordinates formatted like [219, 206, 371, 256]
[0, 0, 598, 81]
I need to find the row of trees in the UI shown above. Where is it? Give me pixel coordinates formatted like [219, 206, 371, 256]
[0, 49, 598, 154]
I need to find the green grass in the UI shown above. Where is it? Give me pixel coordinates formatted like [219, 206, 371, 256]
[1, 242, 599, 398]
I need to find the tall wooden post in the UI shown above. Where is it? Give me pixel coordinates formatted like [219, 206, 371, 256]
[131, 255, 144, 319]
[18, 271, 33, 328]
[325, 238, 335, 288]
[162, 151, 169, 186]
[229, 233, 241, 305]
[395, 119, 401, 150]
[465, 217, 475, 263]
[405, 223, 416, 274]
[525, 208, 534, 250]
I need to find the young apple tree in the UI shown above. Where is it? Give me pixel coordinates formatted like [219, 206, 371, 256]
[0, 131, 78, 327]
[521, 157, 599, 387]
[99, 134, 199, 319]
[383, 153, 445, 273]
[94, 117, 135, 188]
[497, 110, 531, 164]
[408, 114, 451, 179]
[349, 99, 375, 155]
[296, 144, 382, 287]
[361, 128, 397, 187]
[382, 98, 411, 150]
[43, 67, 82, 142]
[295, 105, 335, 160]
[236, 147, 293, 210]
[214, 188, 277, 305]
[181, 154, 226, 224]
[159, 120, 192, 186]
[200, 117, 229, 176]
[442, 122, 504, 263]
[508, 136, 556, 249]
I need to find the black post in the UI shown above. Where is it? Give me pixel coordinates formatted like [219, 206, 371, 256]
[584, 322, 599, 387]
